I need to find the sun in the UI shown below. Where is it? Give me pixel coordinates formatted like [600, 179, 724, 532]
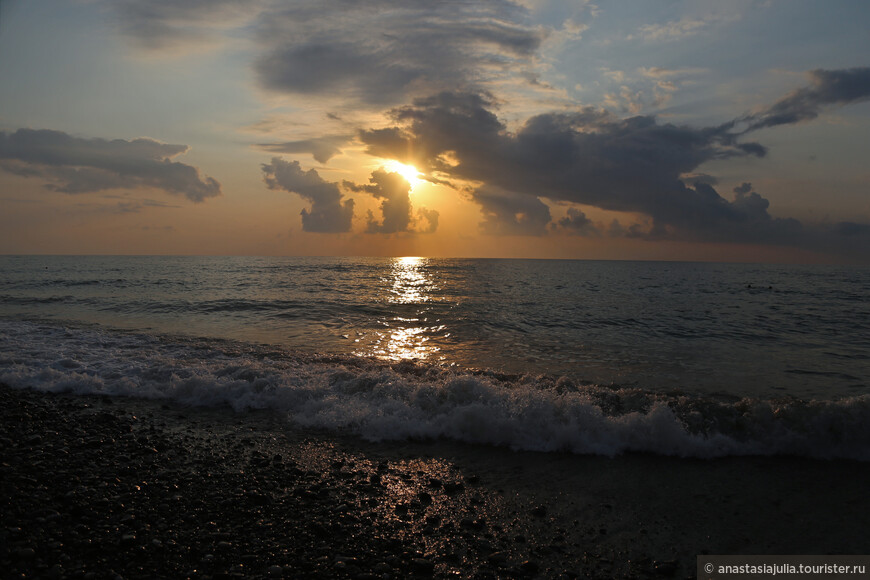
[384, 160, 424, 188]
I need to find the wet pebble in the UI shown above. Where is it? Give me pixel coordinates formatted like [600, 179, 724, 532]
[487, 551, 509, 566]
[0, 384, 620, 580]
[410, 557, 435, 574]
[654, 560, 678, 576]
[519, 560, 540, 575]
[443, 481, 465, 494]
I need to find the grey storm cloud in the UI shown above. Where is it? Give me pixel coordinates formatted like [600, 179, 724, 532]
[739, 67, 870, 132]
[256, 136, 352, 164]
[359, 69, 870, 256]
[343, 170, 439, 234]
[261, 157, 354, 233]
[0, 128, 221, 202]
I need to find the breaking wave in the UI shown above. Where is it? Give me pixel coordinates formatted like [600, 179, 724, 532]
[2, 320, 869, 460]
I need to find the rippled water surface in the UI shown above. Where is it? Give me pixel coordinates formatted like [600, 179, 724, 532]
[1, 255, 868, 399]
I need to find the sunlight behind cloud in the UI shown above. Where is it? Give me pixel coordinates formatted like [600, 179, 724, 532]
[383, 160, 424, 189]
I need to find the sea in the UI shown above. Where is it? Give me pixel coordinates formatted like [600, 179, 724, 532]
[1, 255, 869, 460]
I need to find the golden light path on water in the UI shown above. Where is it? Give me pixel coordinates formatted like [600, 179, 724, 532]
[356, 256, 447, 363]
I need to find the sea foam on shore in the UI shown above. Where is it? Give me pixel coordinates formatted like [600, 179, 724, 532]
[2, 320, 870, 461]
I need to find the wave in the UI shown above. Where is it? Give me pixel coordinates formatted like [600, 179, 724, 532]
[1, 319, 869, 460]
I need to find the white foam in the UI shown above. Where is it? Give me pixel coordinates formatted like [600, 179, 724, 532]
[2, 320, 869, 460]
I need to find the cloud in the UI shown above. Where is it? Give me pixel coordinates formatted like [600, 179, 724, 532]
[472, 186, 551, 236]
[680, 172, 719, 186]
[0, 128, 221, 202]
[740, 67, 870, 132]
[109, 0, 261, 52]
[343, 170, 440, 234]
[635, 17, 712, 42]
[416, 207, 440, 234]
[638, 66, 709, 79]
[256, 136, 352, 164]
[553, 207, 599, 236]
[110, 0, 545, 105]
[360, 91, 765, 233]
[261, 160, 438, 235]
[252, 0, 545, 106]
[261, 158, 354, 233]
[836, 222, 870, 237]
[358, 69, 870, 258]
[344, 170, 412, 234]
[632, 4, 752, 42]
[600, 66, 708, 114]
[102, 197, 181, 214]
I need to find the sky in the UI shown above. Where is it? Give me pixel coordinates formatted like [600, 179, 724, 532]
[1, 0, 869, 263]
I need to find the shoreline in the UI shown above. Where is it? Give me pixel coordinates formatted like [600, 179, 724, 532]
[2, 384, 869, 579]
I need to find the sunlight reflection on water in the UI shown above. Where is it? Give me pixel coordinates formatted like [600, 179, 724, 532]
[389, 256, 430, 304]
[362, 257, 444, 362]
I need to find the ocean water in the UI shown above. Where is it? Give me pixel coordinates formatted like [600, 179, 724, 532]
[1, 255, 869, 459]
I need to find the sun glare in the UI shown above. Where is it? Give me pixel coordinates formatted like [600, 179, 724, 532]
[384, 160, 423, 188]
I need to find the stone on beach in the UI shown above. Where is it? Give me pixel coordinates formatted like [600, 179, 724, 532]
[2, 383, 870, 579]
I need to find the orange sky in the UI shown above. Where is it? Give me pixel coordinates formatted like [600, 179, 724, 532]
[1, 1, 868, 263]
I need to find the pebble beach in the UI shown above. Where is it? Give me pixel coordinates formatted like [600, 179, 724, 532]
[3, 383, 869, 579]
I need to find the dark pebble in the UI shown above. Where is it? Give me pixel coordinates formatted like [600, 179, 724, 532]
[487, 551, 509, 567]
[410, 557, 435, 573]
[654, 560, 678, 576]
[443, 481, 464, 494]
[0, 384, 619, 580]
[519, 560, 540, 575]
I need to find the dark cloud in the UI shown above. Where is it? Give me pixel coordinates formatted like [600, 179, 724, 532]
[252, 0, 544, 106]
[256, 42, 420, 106]
[0, 129, 221, 202]
[607, 219, 653, 239]
[680, 172, 719, 186]
[256, 136, 352, 164]
[359, 91, 765, 235]
[740, 67, 870, 132]
[358, 70, 870, 258]
[344, 170, 413, 234]
[416, 207, 440, 234]
[554, 207, 600, 237]
[472, 186, 551, 236]
[731, 182, 769, 218]
[261, 158, 354, 233]
[835, 222, 870, 237]
[344, 170, 439, 234]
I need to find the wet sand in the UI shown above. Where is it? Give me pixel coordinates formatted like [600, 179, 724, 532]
[2, 383, 868, 579]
